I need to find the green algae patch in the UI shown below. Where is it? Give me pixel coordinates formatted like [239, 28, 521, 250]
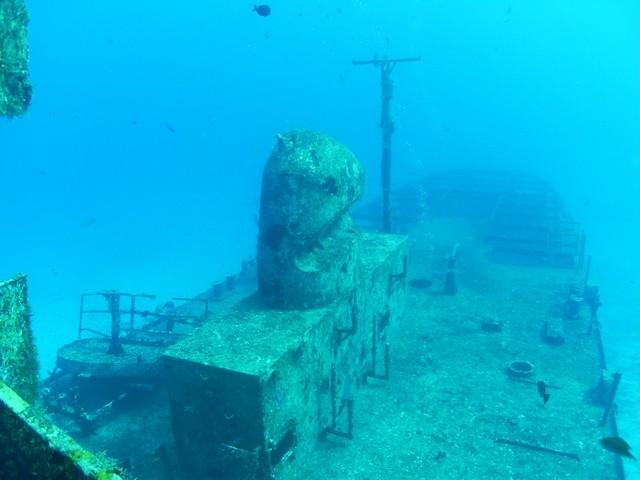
[0, 380, 125, 479]
[0, 0, 31, 116]
[0, 274, 126, 479]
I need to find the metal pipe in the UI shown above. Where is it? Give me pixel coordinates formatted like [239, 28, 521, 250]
[78, 294, 85, 339]
[380, 62, 393, 232]
[352, 55, 420, 232]
[105, 293, 124, 354]
[600, 372, 622, 426]
[77, 327, 110, 338]
[495, 438, 580, 461]
[130, 295, 136, 332]
[594, 325, 608, 371]
[583, 255, 592, 292]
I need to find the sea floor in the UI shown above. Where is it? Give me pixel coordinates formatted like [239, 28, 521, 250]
[287, 217, 620, 480]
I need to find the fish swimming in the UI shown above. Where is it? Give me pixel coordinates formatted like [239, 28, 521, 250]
[537, 380, 550, 404]
[600, 437, 636, 459]
[254, 4, 271, 16]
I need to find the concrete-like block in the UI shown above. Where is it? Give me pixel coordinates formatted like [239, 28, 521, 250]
[164, 234, 407, 480]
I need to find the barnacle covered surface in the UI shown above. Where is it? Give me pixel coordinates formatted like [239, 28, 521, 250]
[0, 0, 31, 116]
[0, 380, 125, 479]
[0, 273, 38, 403]
[0, 275, 125, 479]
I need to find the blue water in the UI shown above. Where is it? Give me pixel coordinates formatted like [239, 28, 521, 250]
[2, 1, 639, 477]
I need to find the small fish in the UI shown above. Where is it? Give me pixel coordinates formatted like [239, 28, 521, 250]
[600, 437, 635, 459]
[164, 122, 176, 134]
[537, 380, 550, 404]
[253, 4, 271, 16]
[79, 217, 97, 229]
[409, 278, 432, 289]
[480, 319, 503, 333]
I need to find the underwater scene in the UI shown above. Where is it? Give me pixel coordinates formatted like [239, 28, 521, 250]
[1, 1, 639, 479]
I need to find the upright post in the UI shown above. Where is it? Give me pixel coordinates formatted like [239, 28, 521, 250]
[130, 295, 136, 332]
[380, 63, 394, 232]
[443, 243, 459, 295]
[78, 294, 85, 339]
[583, 255, 592, 292]
[104, 291, 124, 354]
[600, 372, 622, 426]
[353, 55, 421, 232]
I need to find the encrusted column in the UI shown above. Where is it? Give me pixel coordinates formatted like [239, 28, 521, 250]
[257, 130, 364, 309]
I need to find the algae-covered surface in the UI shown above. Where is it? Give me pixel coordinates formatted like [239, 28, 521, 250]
[287, 216, 618, 479]
[37, 217, 620, 479]
[0, 273, 38, 403]
[0, 0, 31, 116]
[56, 337, 167, 381]
[165, 294, 328, 375]
[0, 274, 126, 479]
[0, 378, 125, 479]
[166, 233, 407, 376]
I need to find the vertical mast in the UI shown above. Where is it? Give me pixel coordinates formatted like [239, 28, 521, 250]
[353, 56, 421, 232]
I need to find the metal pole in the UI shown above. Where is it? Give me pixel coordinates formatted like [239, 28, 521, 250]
[583, 255, 592, 292]
[78, 294, 85, 339]
[105, 292, 124, 354]
[381, 63, 393, 232]
[600, 372, 622, 426]
[130, 295, 136, 332]
[352, 55, 421, 233]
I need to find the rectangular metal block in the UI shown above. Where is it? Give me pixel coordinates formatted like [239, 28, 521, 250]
[164, 233, 408, 479]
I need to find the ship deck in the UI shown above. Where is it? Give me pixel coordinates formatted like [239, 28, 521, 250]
[290, 216, 620, 480]
[43, 216, 623, 479]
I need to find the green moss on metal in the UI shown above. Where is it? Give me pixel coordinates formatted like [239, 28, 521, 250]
[0, 275, 126, 478]
[0, 0, 31, 117]
[0, 274, 39, 404]
[0, 380, 125, 479]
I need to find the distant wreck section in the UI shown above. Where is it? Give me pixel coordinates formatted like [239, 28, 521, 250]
[164, 130, 408, 479]
[356, 170, 585, 268]
[0, 0, 32, 116]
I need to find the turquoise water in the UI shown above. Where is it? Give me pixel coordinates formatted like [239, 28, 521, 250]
[1, 1, 639, 477]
